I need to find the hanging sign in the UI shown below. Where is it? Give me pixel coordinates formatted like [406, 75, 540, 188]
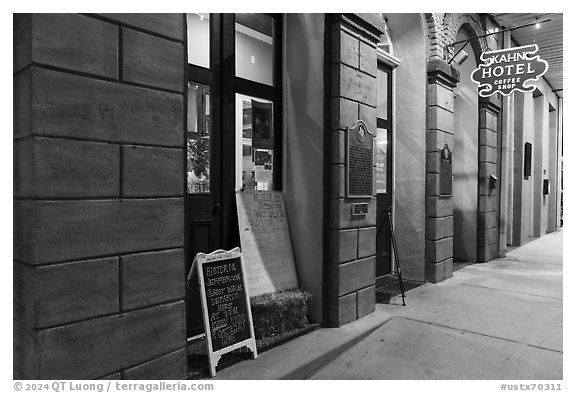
[195, 248, 257, 377]
[471, 44, 548, 97]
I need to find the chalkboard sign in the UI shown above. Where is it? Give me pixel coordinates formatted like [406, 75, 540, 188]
[195, 248, 257, 377]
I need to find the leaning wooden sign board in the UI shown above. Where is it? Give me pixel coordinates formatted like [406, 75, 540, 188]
[236, 190, 299, 297]
[194, 248, 257, 377]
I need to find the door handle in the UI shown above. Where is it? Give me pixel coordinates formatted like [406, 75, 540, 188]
[214, 203, 222, 213]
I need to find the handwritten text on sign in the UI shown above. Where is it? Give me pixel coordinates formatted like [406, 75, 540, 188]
[236, 191, 299, 297]
[202, 257, 251, 351]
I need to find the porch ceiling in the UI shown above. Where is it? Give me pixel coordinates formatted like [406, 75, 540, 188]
[491, 13, 563, 98]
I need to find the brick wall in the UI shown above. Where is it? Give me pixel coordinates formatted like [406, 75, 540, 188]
[327, 14, 383, 327]
[14, 13, 186, 379]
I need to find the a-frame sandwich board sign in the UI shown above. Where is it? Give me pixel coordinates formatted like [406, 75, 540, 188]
[194, 247, 257, 377]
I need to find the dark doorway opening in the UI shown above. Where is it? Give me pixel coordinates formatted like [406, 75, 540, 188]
[375, 62, 394, 288]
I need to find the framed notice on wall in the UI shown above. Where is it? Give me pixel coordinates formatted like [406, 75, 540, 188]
[439, 144, 453, 196]
[195, 248, 257, 377]
[524, 142, 532, 178]
[251, 100, 273, 150]
[346, 120, 374, 198]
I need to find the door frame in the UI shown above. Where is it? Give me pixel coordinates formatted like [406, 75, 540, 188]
[375, 49, 401, 284]
[184, 13, 283, 339]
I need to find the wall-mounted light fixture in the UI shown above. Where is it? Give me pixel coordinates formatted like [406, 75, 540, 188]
[377, 15, 393, 54]
[452, 49, 469, 65]
[489, 174, 498, 190]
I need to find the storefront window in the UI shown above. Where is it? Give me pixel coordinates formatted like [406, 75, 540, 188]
[235, 14, 274, 86]
[187, 83, 211, 193]
[375, 128, 388, 193]
[235, 93, 274, 191]
[377, 66, 389, 120]
[187, 13, 210, 69]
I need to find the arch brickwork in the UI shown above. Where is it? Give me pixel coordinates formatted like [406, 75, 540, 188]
[424, 13, 489, 62]
[424, 13, 502, 283]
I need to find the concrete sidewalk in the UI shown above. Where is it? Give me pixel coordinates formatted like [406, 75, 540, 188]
[214, 230, 563, 380]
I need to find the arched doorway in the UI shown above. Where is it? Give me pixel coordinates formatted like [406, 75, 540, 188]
[452, 27, 479, 267]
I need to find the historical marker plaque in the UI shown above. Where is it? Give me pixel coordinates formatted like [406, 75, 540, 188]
[440, 144, 452, 196]
[346, 120, 374, 198]
[524, 142, 532, 178]
[196, 248, 257, 377]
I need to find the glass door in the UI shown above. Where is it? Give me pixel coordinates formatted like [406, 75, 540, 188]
[185, 13, 223, 338]
[185, 13, 282, 339]
[375, 62, 393, 283]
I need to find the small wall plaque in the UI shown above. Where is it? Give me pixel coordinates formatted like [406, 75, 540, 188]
[346, 120, 374, 198]
[439, 144, 452, 196]
[352, 202, 368, 217]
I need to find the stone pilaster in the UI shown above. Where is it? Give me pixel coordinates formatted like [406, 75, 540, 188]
[327, 14, 383, 327]
[478, 95, 501, 261]
[425, 60, 459, 283]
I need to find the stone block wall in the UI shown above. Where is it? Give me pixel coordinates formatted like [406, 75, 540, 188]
[14, 13, 186, 379]
[327, 14, 383, 327]
[425, 60, 459, 283]
[477, 95, 501, 261]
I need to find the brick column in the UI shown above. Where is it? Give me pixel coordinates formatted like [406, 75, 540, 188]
[478, 95, 501, 261]
[425, 60, 459, 283]
[327, 14, 383, 327]
[14, 14, 186, 379]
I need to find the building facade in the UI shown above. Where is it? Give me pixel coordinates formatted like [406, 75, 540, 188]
[13, 13, 563, 379]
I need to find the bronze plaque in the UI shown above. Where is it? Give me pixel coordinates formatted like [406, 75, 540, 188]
[440, 144, 452, 196]
[346, 120, 374, 198]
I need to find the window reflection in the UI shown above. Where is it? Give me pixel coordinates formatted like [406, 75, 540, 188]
[375, 128, 388, 194]
[377, 67, 388, 120]
[236, 94, 274, 191]
[235, 14, 274, 86]
[187, 13, 210, 68]
[187, 83, 211, 193]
